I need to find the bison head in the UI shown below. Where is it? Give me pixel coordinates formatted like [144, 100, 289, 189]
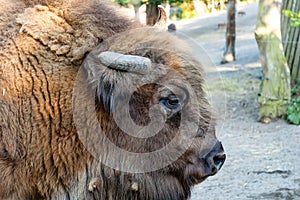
[72, 28, 225, 199]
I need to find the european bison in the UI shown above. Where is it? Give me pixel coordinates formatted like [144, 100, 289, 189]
[0, 0, 225, 199]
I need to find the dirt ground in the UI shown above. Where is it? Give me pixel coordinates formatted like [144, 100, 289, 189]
[172, 2, 300, 200]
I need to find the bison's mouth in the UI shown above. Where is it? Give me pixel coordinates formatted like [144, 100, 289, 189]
[183, 141, 226, 186]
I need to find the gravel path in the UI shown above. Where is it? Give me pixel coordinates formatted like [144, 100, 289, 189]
[172, 2, 300, 200]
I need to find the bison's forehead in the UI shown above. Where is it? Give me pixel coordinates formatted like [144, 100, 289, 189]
[85, 27, 206, 89]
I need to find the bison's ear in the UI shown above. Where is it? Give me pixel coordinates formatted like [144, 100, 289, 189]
[96, 76, 115, 114]
[95, 51, 152, 114]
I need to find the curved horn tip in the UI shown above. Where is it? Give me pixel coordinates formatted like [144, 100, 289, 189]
[98, 51, 152, 74]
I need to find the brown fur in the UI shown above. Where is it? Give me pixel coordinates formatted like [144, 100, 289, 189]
[0, 0, 220, 199]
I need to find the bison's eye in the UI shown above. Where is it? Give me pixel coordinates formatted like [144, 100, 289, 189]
[160, 95, 181, 110]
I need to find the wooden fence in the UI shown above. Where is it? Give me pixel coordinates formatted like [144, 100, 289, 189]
[281, 0, 300, 85]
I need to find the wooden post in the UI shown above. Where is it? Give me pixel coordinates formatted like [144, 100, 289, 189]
[221, 0, 236, 64]
[146, 0, 159, 26]
[281, 0, 300, 85]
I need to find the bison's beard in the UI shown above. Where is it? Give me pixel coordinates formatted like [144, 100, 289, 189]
[81, 150, 211, 200]
[86, 166, 196, 200]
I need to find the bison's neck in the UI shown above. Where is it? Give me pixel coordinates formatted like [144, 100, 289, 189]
[0, 33, 91, 198]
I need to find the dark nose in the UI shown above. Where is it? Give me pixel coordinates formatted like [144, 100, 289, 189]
[203, 141, 226, 176]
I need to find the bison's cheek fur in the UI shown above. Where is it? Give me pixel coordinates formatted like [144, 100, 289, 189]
[0, 0, 219, 199]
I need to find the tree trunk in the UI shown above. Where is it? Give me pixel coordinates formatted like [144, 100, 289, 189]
[219, 0, 226, 10]
[255, 0, 291, 120]
[133, 5, 140, 22]
[131, 0, 142, 22]
[211, 0, 215, 13]
[146, 1, 159, 26]
[281, 0, 300, 86]
[221, 0, 236, 64]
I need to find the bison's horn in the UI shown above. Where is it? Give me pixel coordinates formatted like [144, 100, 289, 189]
[98, 51, 152, 74]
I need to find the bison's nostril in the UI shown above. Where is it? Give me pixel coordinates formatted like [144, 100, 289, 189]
[213, 153, 226, 171]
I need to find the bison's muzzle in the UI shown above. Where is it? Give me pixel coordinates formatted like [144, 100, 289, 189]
[185, 141, 225, 185]
[202, 141, 226, 176]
